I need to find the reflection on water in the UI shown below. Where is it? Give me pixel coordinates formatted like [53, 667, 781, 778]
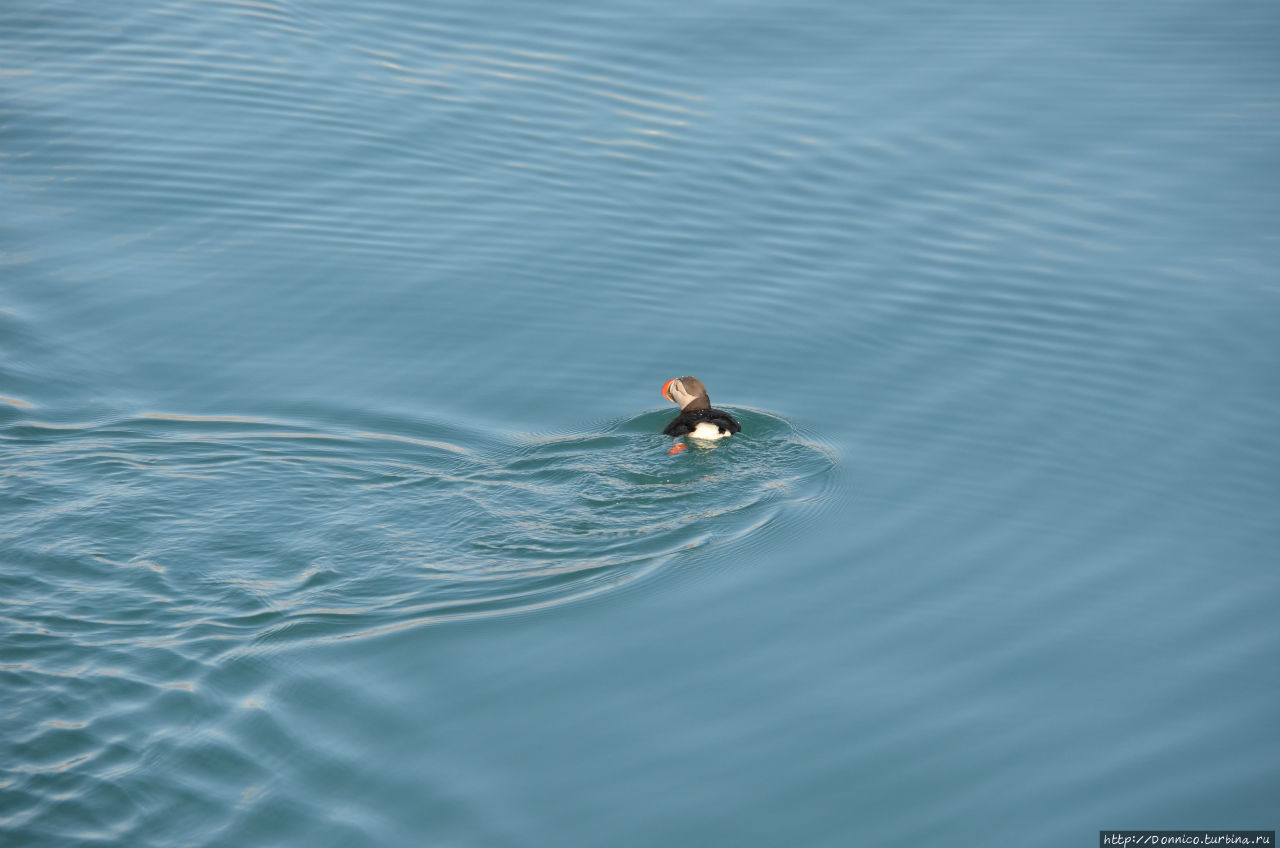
[1, 409, 833, 649]
[1, 403, 833, 842]
[2, 0, 1278, 845]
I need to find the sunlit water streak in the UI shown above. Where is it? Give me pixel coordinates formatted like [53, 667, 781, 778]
[0, 404, 833, 839]
[0, 408, 834, 647]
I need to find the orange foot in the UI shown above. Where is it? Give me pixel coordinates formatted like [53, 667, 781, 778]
[667, 442, 687, 455]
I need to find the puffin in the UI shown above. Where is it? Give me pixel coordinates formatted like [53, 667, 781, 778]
[661, 376, 741, 453]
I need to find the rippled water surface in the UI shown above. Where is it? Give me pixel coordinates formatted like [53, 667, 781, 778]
[3, 1, 1278, 845]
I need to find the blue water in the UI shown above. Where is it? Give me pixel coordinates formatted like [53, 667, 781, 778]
[3, 1, 1278, 845]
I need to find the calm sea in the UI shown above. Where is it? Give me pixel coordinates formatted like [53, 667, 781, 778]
[2, 1, 1278, 845]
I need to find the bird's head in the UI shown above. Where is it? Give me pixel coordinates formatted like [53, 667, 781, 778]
[661, 376, 711, 411]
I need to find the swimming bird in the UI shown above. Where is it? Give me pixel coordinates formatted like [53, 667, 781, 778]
[661, 377, 741, 451]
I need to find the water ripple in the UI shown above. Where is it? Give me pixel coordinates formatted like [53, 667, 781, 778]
[0, 405, 832, 839]
[0, 408, 834, 653]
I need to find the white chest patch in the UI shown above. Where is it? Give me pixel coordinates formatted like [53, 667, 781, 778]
[689, 421, 730, 440]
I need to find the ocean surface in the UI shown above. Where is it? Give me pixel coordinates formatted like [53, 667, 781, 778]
[2, 1, 1278, 845]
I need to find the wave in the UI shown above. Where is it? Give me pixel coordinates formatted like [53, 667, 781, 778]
[0, 407, 835, 657]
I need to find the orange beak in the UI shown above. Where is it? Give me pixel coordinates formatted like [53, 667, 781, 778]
[661, 379, 675, 402]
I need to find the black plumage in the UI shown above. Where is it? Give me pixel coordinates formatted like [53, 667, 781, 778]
[663, 407, 741, 437]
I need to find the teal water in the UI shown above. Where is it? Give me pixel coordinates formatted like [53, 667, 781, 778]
[3, 1, 1278, 845]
